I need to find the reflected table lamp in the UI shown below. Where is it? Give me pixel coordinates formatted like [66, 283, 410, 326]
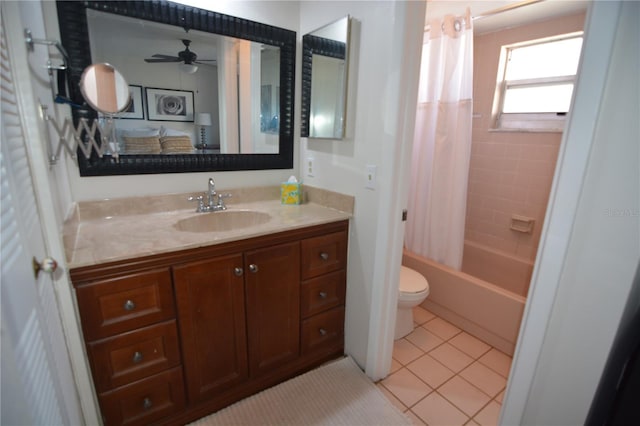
[195, 112, 212, 149]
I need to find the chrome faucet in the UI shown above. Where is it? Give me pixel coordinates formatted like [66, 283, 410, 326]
[188, 177, 232, 212]
[207, 177, 216, 208]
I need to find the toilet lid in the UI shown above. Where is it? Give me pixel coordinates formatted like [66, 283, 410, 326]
[400, 266, 429, 293]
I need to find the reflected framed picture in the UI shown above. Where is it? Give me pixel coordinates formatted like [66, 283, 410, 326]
[145, 87, 194, 122]
[117, 84, 144, 119]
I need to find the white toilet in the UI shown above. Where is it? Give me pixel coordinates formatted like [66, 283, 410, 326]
[394, 265, 430, 340]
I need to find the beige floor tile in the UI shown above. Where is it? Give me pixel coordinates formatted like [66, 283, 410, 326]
[423, 317, 462, 340]
[412, 392, 469, 426]
[376, 382, 407, 412]
[478, 348, 512, 377]
[393, 338, 424, 365]
[429, 343, 475, 373]
[466, 419, 481, 426]
[473, 400, 501, 426]
[413, 306, 436, 325]
[380, 368, 432, 408]
[390, 357, 403, 374]
[439, 376, 491, 417]
[405, 409, 427, 425]
[495, 389, 505, 404]
[406, 326, 445, 353]
[449, 332, 492, 359]
[407, 354, 455, 389]
[459, 361, 507, 397]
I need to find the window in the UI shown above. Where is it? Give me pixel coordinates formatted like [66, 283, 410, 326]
[494, 33, 583, 131]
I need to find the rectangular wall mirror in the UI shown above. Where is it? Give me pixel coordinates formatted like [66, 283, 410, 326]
[301, 16, 351, 140]
[56, 1, 295, 176]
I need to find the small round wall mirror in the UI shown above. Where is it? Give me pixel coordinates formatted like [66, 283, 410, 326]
[80, 63, 131, 114]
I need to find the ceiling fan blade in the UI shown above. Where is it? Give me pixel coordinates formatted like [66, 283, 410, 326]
[151, 54, 180, 59]
[194, 60, 217, 65]
[144, 58, 182, 63]
[195, 59, 217, 62]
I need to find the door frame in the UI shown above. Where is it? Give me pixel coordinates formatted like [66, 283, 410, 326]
[500, 1, 629, 423]
[365, 0, 627, 423]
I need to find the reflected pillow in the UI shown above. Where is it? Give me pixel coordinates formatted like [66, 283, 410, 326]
[123, 136, 162, 154]
[160, 135, 194, 154]
[160, 126, 191, 138]
[121, 127, 160, 138]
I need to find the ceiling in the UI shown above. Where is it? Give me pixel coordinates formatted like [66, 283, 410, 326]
[425, 0, 589, 34]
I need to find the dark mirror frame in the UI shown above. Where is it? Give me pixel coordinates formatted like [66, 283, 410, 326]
[300, 34, 346, 138]
[56, 0, 295, 176]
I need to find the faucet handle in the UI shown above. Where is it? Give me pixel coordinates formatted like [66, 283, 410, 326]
[216, 193, 232, 209]
[188, 195, 205, 212]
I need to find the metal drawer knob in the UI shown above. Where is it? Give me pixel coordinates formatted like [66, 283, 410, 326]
[319, 328, 327, 336]
[319, 291, 328, 299]
[249, 264, 259, 273]
[123, 300, 136, 311]
[142, 397, 152, 410]
[132, 351, 143, 364]
[319, 252, 329, 261]
[234, 267, 243, 276]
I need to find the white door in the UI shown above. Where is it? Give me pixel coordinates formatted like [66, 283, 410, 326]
[0, 13, 83, 425]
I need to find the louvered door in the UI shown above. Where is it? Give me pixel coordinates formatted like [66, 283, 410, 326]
[0, 10, 82, 425]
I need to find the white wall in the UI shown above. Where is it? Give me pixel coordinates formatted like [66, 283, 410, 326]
[502, 1, 640, 423]
[299, 1, 426, 368]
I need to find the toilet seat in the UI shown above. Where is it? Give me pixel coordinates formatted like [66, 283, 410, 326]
[399, 266, 429, 294]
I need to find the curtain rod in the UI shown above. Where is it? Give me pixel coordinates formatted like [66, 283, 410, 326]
[473, 0, 544, 22]
[423, 0, 545, 31]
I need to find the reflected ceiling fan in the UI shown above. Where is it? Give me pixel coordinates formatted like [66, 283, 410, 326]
[144, 39, 215, 73]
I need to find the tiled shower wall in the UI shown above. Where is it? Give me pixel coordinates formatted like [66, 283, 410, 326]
[465, 12, 586, 262]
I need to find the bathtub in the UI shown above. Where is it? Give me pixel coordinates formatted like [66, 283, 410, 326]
[461, 240, 534, 298]
[403, 244, 529, 355]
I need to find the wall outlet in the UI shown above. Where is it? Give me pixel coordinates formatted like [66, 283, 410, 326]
[365, 164, 377, 190]
[306, 157, 315, 177]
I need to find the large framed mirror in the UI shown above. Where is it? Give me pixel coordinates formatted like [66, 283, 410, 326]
[56, 1, 295, 176]
[301, 16, 351, 139]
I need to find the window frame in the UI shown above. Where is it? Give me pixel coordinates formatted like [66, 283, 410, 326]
[493, 32, 583, 132]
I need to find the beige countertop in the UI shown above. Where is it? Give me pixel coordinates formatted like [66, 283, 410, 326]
[64, 186, 353, 269]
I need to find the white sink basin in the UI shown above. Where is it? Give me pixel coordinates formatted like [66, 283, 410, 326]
[174, 210, 271, 233]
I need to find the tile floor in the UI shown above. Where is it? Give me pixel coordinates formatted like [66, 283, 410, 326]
[377, 306, 513, 426]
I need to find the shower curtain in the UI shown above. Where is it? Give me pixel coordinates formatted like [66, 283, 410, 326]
[405, 10, 473, 270]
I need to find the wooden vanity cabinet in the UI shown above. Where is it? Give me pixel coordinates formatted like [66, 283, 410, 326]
[71, 220, 348, 426]
[172, 253, 249, 404]
[74, 269, 185, 426]
[244, 242, 301, 377]
[173, 241, 300, 404]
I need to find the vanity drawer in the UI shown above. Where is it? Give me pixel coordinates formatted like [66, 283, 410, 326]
[301, 270, 346, 319]
[301, 231, 348, 279]
[76, 268, 175, 340]
[88, 320, 181, 392]
[301, 306, 345, 355]
[99, 367, 185, 426]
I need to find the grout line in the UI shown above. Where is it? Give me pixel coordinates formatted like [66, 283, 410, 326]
[476, 354, 512, 379]
[386, 309, 511, 424]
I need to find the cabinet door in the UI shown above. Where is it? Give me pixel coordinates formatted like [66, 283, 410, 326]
[173, 254, 248, 403]
[245, 242, 300, 376]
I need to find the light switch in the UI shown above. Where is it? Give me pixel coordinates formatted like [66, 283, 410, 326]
[366, 164, 377, 190]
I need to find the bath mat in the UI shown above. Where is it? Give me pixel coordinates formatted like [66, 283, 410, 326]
[189, 356, 411, 425]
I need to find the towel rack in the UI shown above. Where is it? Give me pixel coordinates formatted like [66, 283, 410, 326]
[25, 28, 117, 165]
